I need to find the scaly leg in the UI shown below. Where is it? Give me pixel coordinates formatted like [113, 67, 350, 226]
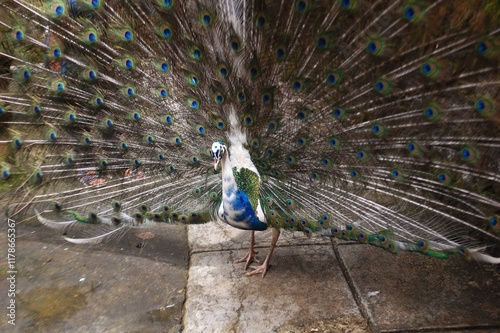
[234, 231, 260, 270]
[247, 227, 280, 278]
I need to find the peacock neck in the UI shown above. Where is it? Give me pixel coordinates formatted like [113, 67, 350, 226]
[220, 150, 234, 186]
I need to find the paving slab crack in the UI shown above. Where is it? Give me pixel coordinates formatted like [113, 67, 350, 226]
[331, 239, 375, 333]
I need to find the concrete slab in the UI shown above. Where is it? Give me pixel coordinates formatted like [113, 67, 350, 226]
[8, 217, 497, 333]
[335, 243, 500, 333]
[188, 220, 330, 253]
[276, 317, 369, 333]
[183, 245, 364, 333]
[0, 223, 188, 333]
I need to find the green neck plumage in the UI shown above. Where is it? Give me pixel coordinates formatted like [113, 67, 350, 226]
[232, 167, 260, 211]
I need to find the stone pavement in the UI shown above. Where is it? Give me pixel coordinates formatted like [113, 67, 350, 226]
[0, 219, 499, 333]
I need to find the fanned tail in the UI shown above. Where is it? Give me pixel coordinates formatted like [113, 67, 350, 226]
[0, 1, 499, 261]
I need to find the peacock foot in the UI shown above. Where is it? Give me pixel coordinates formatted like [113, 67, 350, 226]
[234, 249, 261, 270]
[246, 262, 270, 278]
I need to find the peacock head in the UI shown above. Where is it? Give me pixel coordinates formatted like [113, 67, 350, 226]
[210, 141, 227, 170]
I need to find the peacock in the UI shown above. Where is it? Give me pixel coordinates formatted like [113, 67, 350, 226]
[1, 0, 500, 278]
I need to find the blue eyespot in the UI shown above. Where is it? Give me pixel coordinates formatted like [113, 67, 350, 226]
[476, 41, 487, 54]
[250, 68, 258, 78]
[297, 1, 307, 12]
[341, 0, 351, 8]
[55, 5, 64, 16]
[421, 63, 431, 74]
[476, 100, 485, 112]
[405, 6, 415, 19]
[276, 48, 285, 59]
[367, 41, 377, 53]
[327, 74, 336, 84]
[317, 37, 327, 48]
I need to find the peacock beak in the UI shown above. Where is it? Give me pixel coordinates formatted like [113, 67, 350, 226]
[213, 155, 221, 171]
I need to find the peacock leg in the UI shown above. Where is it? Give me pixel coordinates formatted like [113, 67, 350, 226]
[234, 231, 261, 269]
[247, 227, 280, 278]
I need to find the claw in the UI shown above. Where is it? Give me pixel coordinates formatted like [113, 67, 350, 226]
[234, 249, 260, 270]
[246, 262, 270, 278]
